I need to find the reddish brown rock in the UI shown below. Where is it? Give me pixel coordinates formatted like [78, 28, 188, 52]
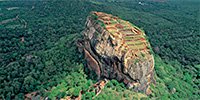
[83, 48, 101, 78]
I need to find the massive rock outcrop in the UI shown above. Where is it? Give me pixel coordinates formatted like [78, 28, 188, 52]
[77, 12, 155, 94]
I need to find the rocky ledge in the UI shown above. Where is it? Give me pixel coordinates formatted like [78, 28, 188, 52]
[77, 12, 155, 94]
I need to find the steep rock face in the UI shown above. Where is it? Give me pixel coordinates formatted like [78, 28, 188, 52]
[78, 12, 155, 94]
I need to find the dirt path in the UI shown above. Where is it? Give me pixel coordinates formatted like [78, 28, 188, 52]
[0, 15, 18, 25]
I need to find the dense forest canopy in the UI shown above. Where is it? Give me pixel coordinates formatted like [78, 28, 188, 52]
[0, 0, 199, 99]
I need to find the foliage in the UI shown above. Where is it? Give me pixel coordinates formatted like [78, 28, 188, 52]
[0, 0, 199, 99]
[150, 56, 199, 99]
